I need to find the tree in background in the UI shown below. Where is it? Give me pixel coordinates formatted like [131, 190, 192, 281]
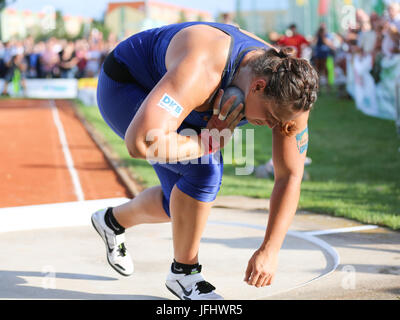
[53, 10, 67, 39]
[91, 18, 110, 40]
[34, 10, 67, 41]
[33, 10, 106, 42]
[0, 0, 16, 41]
[178, 10, 187, 23]
[234, 0, 247, 30]
[0, 0, 15, 11]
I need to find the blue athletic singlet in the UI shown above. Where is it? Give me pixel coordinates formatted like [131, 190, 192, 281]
[114, 21, 270, 128]
[97, 22, 271, 216]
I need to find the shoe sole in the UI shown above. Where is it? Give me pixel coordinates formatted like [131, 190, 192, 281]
[165, 284, 187, 300]
[165, 284, 222, 300]
[91, 215, 132, 277]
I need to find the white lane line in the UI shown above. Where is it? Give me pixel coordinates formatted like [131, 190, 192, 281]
[208, 220, 340, 297]
[304, 225, 378, 236]
[0, 198, 129, 233]
[208, 221, 340, 271]
[50, 99, 85, 202]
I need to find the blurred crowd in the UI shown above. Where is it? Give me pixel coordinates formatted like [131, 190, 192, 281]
[269, 2, 400, 95]
[0, 30, 118, 95]
[1, 2, 399, 97]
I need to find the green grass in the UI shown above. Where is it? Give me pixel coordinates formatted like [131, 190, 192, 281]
[75, 93, 400, 230]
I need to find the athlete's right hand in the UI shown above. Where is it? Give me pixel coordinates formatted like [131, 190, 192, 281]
[202, 89, 244, 152]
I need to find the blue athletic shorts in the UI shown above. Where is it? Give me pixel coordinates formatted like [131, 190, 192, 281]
[96, 68, 224, 217]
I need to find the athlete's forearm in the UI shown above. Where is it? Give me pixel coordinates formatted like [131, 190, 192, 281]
[260, 175, 302, 254]
[132, 131, 207, 162]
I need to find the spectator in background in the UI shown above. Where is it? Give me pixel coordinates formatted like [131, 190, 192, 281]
[312, 23, 336, 90]
[105, 32, 118, 53]
[0, 42, 6, 78]
[85, 29, 103, 77]
[268, 31, 281, 46]
[40, 38, 60, 78]
[1, 52, 27, 96]
[221, 12, 239, 27]
[361, 12, 385, 84]
[357, 13, 377, 56]
[59, 41, 79, 78]
[75, 39, 89, 78]
[277, 24, 309, 58]
[85, 42, 102, 77]
[373, 15, 385, 55]
[332, 33, 350, 98]
[2, 41, 15, 75]
[382, 2, 400, 57]
[0, 28, 166, 81]
[387, 1, 400, 30]
[23, 37, 34, 78]
[27, 42, 44, 78]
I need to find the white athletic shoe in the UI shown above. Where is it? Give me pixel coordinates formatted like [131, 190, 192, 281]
[91, 208, 134, 276]
[165, 267, 223, 300]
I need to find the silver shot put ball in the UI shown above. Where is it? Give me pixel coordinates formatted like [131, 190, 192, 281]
[220, 86, 245, 115]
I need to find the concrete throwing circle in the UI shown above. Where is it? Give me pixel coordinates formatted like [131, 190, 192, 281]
[0, 198, 338, 300]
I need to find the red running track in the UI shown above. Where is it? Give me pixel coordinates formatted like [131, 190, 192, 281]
[0, 98, 129, 208]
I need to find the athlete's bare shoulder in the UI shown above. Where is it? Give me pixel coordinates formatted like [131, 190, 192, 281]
[165, 24, 231, 79]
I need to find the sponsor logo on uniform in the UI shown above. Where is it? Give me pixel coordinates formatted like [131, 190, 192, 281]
[157, 94, 183, 118]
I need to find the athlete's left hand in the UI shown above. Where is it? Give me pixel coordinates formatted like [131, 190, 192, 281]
[244, 248, 279, 287]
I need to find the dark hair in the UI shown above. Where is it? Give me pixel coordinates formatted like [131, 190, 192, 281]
[248, 47, 319, 135]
